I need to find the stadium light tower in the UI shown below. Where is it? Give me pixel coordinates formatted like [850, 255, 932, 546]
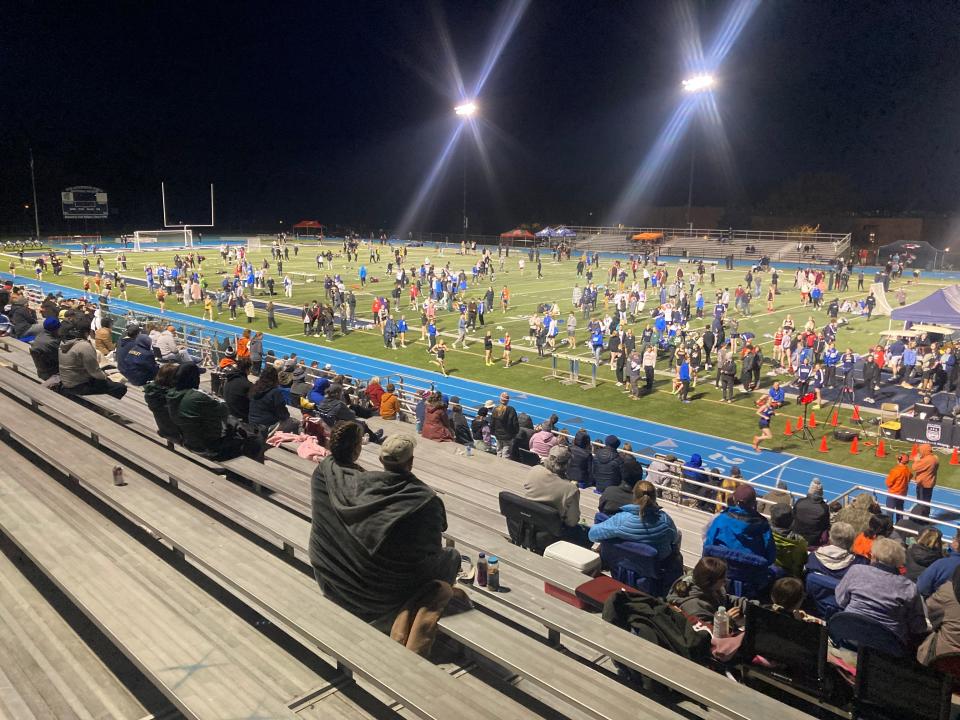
[681, 75, 715, 229]
[455, 101, 478, 242]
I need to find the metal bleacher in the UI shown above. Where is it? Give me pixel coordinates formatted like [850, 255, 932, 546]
[0, 335, 816, 720]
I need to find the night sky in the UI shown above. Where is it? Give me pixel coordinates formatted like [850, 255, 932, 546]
[2, 0, 959, 235]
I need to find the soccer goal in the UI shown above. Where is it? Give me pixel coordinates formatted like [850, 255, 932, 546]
[133, 228, 193, 251]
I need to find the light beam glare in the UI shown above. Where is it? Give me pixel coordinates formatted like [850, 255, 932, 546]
[432, 3, 466, 99]
[706, 0, 761, 67]
[675, 0, 706, 75]
[471, 0, 531, 98]
[468, 119, 508, 217]
[700, 92, 743, 200]
[607, 97, 698, 225]
[396, 123, 465, 238]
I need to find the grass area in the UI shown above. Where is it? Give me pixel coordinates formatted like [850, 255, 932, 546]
[12, 242, 960, 486]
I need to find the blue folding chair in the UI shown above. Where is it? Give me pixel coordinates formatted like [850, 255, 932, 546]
[701, 544, 774, 599]
[827, 611, 908, 658]
[805, 572, 841, 619]
[599, 541, 683, 597]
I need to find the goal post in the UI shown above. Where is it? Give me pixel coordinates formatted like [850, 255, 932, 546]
[133, 228, 193, 251]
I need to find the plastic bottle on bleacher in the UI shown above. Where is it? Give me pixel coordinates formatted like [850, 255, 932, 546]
[487, 557, 499, 590]
[713, 606, 729, 638]
[476, 553, 488, 587]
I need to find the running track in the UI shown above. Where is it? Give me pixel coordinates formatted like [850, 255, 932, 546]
[10, 271, 960, 509]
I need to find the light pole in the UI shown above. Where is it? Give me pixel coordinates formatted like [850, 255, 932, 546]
[681, 74, 715, 232]
[454, 101, 477, 243]
[28, 147, 40, 241]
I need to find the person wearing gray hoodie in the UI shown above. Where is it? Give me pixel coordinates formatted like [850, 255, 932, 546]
[58, 320, 127, 399]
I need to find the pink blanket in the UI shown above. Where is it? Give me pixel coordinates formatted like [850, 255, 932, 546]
[265, 432, 330, 462]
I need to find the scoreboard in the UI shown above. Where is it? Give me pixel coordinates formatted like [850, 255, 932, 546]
[62, 186, 108, 219]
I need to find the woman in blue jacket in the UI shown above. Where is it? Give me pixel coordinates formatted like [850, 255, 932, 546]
[589, 481, 679, 560]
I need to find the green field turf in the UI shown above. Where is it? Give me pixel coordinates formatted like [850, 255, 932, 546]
[10, 241, 960, 486]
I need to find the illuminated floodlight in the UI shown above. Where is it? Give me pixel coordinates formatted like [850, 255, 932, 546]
[682, 74, 715, 93]
[455, 101, 478, 118]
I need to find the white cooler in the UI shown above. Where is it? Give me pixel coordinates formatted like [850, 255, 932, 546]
[543, 541, 601, 574]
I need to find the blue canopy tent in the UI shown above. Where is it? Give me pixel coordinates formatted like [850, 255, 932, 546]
[890, 285, 960, 327]
[552, 226, 577, 238]
[534, 227, 554, 238]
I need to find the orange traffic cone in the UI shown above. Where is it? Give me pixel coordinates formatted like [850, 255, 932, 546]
[911, 443, 919, 460]
[952, 447, 959, 466]
[851, 405, 861, 422]
[796, 415, 805, 430]
[784, 420, 793, 437]
[830, 410, 839, 427]
[809, 411, 817, 428]
[819, 436, 829, 453]
[875, 439, 886, 458]
[849, 436, 859, 454]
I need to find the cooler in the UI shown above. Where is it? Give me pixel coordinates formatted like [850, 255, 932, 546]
[542, 541, 602, 609]
[880, 420, 901, 439]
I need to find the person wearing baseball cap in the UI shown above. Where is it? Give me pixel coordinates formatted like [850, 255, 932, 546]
[703, 482, 776, 564]
[308, 424, 461, 634]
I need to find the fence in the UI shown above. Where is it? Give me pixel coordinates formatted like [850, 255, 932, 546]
[21, 281, 957, 541]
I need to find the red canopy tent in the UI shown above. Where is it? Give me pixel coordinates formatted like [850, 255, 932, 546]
[293, 220, 325, 238]
[500, 228, 536, 242]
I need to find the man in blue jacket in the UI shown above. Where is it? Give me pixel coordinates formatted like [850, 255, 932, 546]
[117, 325, 159, 386]
[917, 536, 960, 598]
[703, 484, 777, 563]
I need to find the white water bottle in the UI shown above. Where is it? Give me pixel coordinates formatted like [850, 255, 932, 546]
[713, 606, 730, 638]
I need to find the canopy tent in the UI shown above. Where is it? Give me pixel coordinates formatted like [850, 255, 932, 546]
[500, 228, 535, 239]
[292, 220, 325, 237]
[534, 227, 554, 238]
[632, 232, 664, 242]
[890, 285, 960, 327]
[877, 239, 939, 270]
[552, 226, 577, 238]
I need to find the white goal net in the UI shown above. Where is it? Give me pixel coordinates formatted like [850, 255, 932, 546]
[133, 228, 193, 251]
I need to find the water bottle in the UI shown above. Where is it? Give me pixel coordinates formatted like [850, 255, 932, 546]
[713, 606, 730, 638]
[487, 556, 500, 591]
[112, 466, 126, 487]
[466, 443, 473, 457]
[476, 553, 488, 587]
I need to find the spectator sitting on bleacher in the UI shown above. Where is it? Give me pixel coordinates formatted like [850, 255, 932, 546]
[805, 522, 865, 580]
[7, 289, 37, 339]
[306, 373, 331, 408]
[421, 391, 454, 442]
[166, 362, 261, 461]
[221, 357, 252, 422]
[289, 365, 311, 409]
[831, 493, 879, 535]
[917, 536, 960, 599]
[448, 396, 472, 444]
[520, 445, 590, 547]
[791, 479, 830, 545]
[917, 565, 960, 666]
[316, 384, 384, 444]
[93, 317, 115, 361]
[835, 537, 927, 647]
[117, 325, 158, 387]
[57, 319, 127, 399]
[769, 504, 808, 577]
[566, 429, 593, 488]
[490, 392, 520, 459]
[380, 383, 400, 421]
[155, 325, 194, 364]
[248, 365, 294, 434]
[703, 485, 777, 563]
[217, 346, 237, 370]
[365, 376, 384, 410]
[30, 316, 61, 385]
[906, 528, 945, 582]
[144, 364, 182, 443]
[667, 557, 748, 624]
[528, 420, 558, 459]
[511, 413, 535, 459]
[767, 577, 823, 624]
[593, 435, 625, 492]
[598, 446, 644, 515]
[0, 306, 12, 336]
[309, 424, 462, 628]
[590, 481, 679, 560]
